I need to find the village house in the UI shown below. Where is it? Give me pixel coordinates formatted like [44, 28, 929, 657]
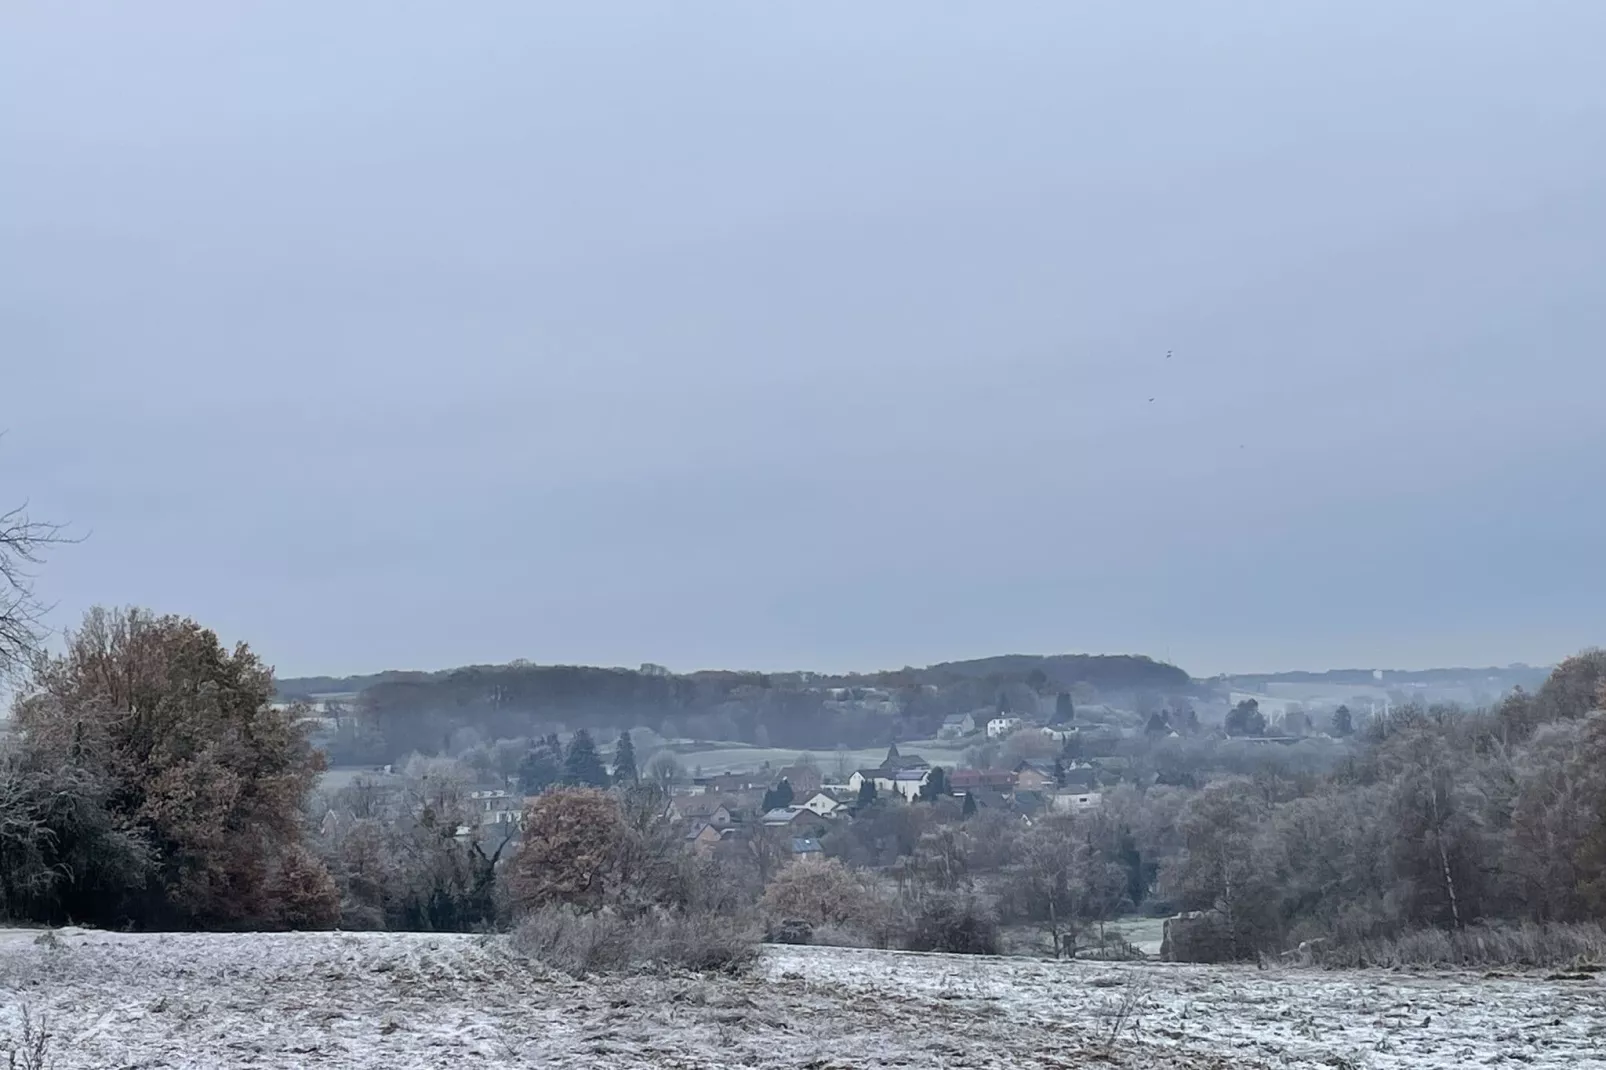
[789, 837, 824, 864]
[697, 771, 770, 795]
[1050, 790, 1103, 814]
[987, 716, 1023, 739]
[958, 786, 1014, 813]
[938, 712, 976, 739]
[666, 797, 733, 827]
[846, 768, 881, 795]
[469, 789, 522, 827]
[684, 820, 724, 856]
[774, 764, 824, 795]
[761, 806, 831, 834]
[1013, 761, 1057, 793]
[798, 792, 843, 818]
[888, 767, 931, 801]
[877, 743, 929, 773]
[1060, 764, 1099, 793]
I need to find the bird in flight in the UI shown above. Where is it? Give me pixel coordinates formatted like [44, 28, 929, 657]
[1166, 349, 1172, 359]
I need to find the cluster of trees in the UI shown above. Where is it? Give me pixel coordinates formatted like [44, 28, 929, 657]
[1160, 652, 1606, 958]
[749, 654, 1606, 962]
[515, 729, 636, 794]
[308, 655, 1193, 765]
[0, 608, 337, 929]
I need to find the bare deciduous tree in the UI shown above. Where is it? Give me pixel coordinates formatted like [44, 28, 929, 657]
[0, 502, 71, 673]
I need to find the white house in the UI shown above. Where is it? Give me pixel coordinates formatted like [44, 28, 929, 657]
[987, 716, 1023, 739]
[469, 789, 521, 826]
[799, 792, 842, 817]
[846, 769, 880, 794]
[1050, 790, 1103, 814]
[888, 767, 930, 801]
[847, 767, 931, 801]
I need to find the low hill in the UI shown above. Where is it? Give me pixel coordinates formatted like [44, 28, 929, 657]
[277, 652, 1194, 764]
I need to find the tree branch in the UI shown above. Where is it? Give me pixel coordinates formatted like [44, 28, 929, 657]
[0, 501, 76, 671]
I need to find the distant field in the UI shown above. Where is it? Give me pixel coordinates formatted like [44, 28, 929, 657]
[662, 739, 975, 777]
[319, 766, 400, 792]
[314, 737, 981, 792]
[1107, 915, 1169, 956]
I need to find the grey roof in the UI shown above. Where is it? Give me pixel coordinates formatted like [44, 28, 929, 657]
[1061, 767, 1099, 790]
[893, 769, 929, 781]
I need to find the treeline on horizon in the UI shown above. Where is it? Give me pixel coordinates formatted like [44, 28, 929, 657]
[303, 654, 1193, 764]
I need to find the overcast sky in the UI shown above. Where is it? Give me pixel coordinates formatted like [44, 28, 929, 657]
[3, 3, 1603, 679]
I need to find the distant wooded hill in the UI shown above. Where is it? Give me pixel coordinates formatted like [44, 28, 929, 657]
[277, 653, 1194, 764]
[1226, 666, 1552, 690]
[277, 653, 1191, 702]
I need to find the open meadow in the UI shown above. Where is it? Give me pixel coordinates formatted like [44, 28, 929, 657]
[3, 929, 1602, 1069]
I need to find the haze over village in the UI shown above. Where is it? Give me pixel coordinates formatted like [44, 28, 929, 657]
[5, 1, 1606, 1067]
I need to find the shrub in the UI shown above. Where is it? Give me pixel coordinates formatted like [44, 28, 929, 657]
[3, 1005, 52, 1070]
[761, 859, 884, 929]
[269, 845, 342, 930]
[767, 918, 814, 945]
[1303, 922, 1606, 970]
[1160, 911, 1236, 963]
[514, 907, 633, 977]
[899, 892, 1000, 956]
[1080, 931, 1144, 961]
[513, 907, 759, 978]
[648, 913, 759, 975]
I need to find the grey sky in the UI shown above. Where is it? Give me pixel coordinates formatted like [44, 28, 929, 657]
[3, 2, 1603, 678]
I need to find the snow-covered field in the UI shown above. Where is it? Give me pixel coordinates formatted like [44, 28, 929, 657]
[2, 928, 1604, 1068]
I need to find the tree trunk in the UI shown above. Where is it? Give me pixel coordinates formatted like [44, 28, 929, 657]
[1430, 786, 1462, 929]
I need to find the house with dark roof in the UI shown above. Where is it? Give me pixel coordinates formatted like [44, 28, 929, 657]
[761, 806, 830, 833]
[1060, 764, 1099, 793]
[877, 743, 929, 773]
[790, 837, 824, 863]
[695, 771, 768, 794]
[939, 712, 977, 739]
[958, 786, 1013, 812]
[685, 820, 724, 856]
[666, 797, 732, 826]
[775, 765, 823, 795]
[1014, 761, 1057, 792]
